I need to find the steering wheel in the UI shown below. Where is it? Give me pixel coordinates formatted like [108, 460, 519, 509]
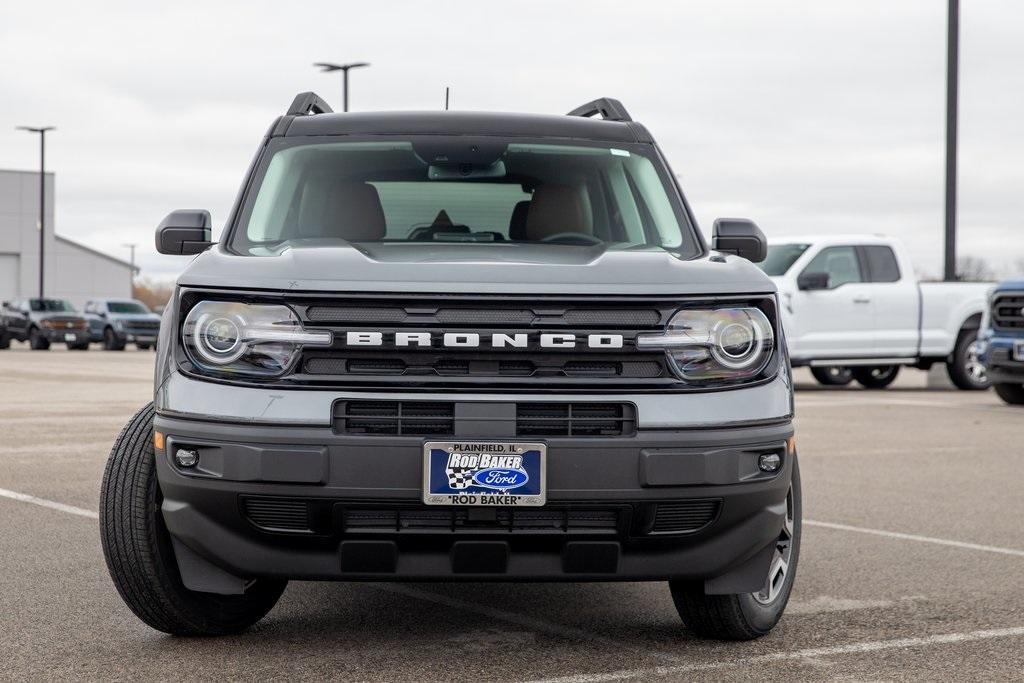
[539, 232, 603, 246]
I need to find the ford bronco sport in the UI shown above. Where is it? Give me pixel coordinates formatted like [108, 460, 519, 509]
[100, 93, 799, 640]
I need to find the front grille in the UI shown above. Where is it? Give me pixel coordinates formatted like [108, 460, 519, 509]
[305, 354, 664, 380]
[333, 401, 455, 436]
[341, 506, 621, 534]
[516, 402, 636, 437]
[992, 294, 1024, 329]
[243, 498, 312, 532]
[333, 400, 635, 437]
[125, 320, 160, 332]
[651, 500, 720, 534]
[305, 305, 661, 327]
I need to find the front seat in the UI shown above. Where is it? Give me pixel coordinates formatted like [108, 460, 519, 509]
[524, 184, 591, 241]
[298, 181, 387, 241]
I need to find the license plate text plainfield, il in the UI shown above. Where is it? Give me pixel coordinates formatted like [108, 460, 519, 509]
[423, 441, 546, 506]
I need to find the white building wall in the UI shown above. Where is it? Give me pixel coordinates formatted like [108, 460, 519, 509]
[0, 169, 132, 309]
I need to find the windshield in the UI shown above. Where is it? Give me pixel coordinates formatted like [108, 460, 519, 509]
[29, 299, 76, 312]
[108, 302, 150, 314]
[758, 244, 811, 276]
[230, 137, 700, 256]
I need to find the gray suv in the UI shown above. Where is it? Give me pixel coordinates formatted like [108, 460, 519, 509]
[100, 93, 800, 640]
[84, 298, 161, 350]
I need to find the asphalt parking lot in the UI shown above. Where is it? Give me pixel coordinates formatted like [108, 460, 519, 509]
[1, 348, 1023, 681]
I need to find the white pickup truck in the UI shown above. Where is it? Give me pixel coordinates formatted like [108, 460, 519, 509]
[759, 234, 992, 389]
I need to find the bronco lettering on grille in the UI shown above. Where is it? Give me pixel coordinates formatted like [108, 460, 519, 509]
[343, 331, 625, 349]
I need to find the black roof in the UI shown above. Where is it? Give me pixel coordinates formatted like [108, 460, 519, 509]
[281, 109, 653, 143]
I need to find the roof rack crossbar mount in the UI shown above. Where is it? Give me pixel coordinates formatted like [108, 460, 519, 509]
[567, 97, 632, 122]
[287, 92, 334, 116]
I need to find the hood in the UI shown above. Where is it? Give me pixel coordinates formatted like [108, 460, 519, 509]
[108, 312, 161, 321]
[177, 242, 776, 296]
[36, 312, 86, 322]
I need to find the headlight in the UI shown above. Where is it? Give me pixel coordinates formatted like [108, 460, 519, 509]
[636, 305, 775, 385]
[182, 301, 332, 376]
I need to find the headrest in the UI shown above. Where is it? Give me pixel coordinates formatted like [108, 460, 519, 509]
[524, 184, 591, 241]
[508, 200, 531, 240]
[299, 181, 386, 241]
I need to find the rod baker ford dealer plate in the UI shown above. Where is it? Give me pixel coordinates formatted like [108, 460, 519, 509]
[423, 441, 546, 506]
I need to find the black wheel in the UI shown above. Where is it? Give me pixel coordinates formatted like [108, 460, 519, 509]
[103, 327, 126, 351]
[68, 342, 90, 351]
[28, 327, 50, 350]
[994, 383, 1024, 405]
[0, 332, 9, 349]
[946, 329, 990, 390]
[810, 366, 853, 386]
[852, 365, 900, 389]
[100, 404, 287, 635]
[670, 457, 801, 640]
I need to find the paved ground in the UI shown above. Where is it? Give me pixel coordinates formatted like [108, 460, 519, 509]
[1, 347, 1023, 682]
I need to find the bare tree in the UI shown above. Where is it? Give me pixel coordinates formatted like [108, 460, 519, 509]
[956, 255, 996, 282]
[132, 277, 174, 311]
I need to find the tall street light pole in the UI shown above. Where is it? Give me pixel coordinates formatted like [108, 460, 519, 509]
[944, 0, 959, 281]
[122, 243, 137, 295]
[313, 62, 370, 112]
[16, 126, 55, 298]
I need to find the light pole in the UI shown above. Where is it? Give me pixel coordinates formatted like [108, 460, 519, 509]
[122, 243, 137, 295]
[16, 126, 55, 299]
[313, 62, 370, 112]
[943, 0, 959, 281]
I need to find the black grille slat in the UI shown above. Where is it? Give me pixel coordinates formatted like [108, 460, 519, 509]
[244, 498, 312, 532]
[516, 402, 635, 437]
[305, 354, 666, 379]
[340, 505, 621, 534]
[651, 500, 720, 534]
[993, 295, 1024, 329]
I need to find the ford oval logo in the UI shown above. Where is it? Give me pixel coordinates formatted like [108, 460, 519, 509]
[472, 468, 529, 490]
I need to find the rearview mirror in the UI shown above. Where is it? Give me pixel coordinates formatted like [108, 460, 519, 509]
[797, 271, 830, 291]
[156, 210, 214, 255]
[711, 218, 767, 262]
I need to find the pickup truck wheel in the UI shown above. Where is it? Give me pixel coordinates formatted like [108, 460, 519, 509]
[994, 383, 1024, 405]
[670, 457, 801, 640]
[103, 327, 126, 351]
[28, 327, 50, 350]
[100, 404, 287, 635]
[947, 330, 990, 390]
[852, 365, 900, 389]
[0, 332, 9, 349]
[810, 366, 853, 386]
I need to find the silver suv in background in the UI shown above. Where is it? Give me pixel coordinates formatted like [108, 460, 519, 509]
[84, 298, 161, 350]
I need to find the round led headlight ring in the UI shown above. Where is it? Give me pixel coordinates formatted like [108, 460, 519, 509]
[192, 312, 247, 365]
[710, 312, 768, 370]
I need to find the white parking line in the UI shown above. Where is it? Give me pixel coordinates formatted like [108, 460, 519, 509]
[806, 520, 1024, 558]
[0, 487, 98, 519]
[523, 626, 1024, 682]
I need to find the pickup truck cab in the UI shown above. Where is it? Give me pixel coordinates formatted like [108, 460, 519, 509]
[84, 298, 161, 350]
[99, 93, 800, 641]
[760, 235, 991, 389]
[979, 280, 1024, 404]
[0, 298, 91, 350]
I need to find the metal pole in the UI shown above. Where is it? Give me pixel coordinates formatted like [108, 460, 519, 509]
[343, 68, 349, 112]
[39, 130, 46, 298]
[943, 0, 959, 281]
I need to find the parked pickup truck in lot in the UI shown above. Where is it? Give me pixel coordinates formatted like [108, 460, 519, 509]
[979, 280, 1024, 405]
[0, 298, 90, 350]
[759, 235, 992, 389]
[100, 93, 800, 641]
[84, 298, 161, 350]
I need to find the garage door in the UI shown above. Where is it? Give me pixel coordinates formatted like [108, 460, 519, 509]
[0, 254, 19, 303]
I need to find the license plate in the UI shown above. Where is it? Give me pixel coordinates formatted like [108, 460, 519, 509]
[423, 441, 546, 506]
[64, 333, 76, 342]
[1014, 340, 1024, 361]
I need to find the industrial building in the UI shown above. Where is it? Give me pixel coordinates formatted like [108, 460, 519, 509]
[0, 169, 134, 309]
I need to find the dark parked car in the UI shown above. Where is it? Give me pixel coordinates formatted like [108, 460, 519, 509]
[979, 279, 1024, 405]
[0, 298, 90, 350]
[84, 298, 161, 350]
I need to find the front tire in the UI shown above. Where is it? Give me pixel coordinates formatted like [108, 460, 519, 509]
[994, 383, 1024, 405]
[28, 327, 50, 350]
[0, 332, 9, 349]
[852, 365, 900, 389]
[947, 330, 990, 390]
[810, 366, 853, 386]
[670, 457, 801, 640]
[100, 404, 287, 635]
[103, 327, 126, 351]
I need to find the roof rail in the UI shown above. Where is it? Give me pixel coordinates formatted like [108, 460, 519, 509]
[286, 91, 334, 116]
[567, 97, 632, 122]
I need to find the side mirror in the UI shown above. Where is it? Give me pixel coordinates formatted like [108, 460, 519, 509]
[711, 218, 768, 263]
[797, 271, 830, 291]
[156, 210, 214, 255]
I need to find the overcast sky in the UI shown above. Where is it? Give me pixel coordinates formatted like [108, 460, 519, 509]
[1, 0, 1022, 281]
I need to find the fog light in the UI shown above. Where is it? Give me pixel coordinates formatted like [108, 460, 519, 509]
[175, 449, 199, 468]
[758, 452, 782, 473]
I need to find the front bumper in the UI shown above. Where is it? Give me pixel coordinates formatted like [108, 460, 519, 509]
[42, 328, 88, 344]
[982, 336, 1024, 384]
[154, 413, 794, 586]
